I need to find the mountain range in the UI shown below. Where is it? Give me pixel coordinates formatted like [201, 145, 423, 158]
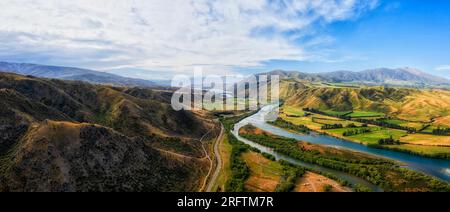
[0, 62, 161, 87]
[1, 62, 449, 88]
[264, 68, 450, 86]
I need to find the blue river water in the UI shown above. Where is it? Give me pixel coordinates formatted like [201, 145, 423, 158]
[232, 105, 450, 186]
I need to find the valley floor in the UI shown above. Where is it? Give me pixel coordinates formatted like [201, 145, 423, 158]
[294, 172, 352, 192]
[242, 151, 351, 192]
[280, 106, 450, 159]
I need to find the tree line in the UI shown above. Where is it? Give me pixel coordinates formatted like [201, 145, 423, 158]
[432, 127, 450, 135]
[269, 118, 310, 134]
[239, 131, 450, 192]
[351, 118, 417, 133]
[303, 108, 353, 120]
[303, 108, 419, 134]
[343, 128, 372, 136]
[321, 124, 344, 130]
[378, 136, 401, 145]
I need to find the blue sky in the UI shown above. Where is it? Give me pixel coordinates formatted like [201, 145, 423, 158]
[0, 0, 449, 79]
[256, 0, 450, 78]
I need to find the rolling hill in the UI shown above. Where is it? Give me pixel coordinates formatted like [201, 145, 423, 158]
[246, 68, 450, 122]
[0, 72, 216, 192]
[0, 62, 160, 87]
[281, 85, 450, 122]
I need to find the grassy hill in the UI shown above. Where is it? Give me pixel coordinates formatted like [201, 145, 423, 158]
[281, 82, 450, 123]
[0, 62, 159, 87]
[0, 72, 215, 192]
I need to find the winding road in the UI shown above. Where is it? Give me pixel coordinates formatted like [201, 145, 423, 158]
[206, 124, 225, 192]
[198, 129, 214, 192]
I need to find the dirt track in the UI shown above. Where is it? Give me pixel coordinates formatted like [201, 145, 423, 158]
[206, 124, 225, 192]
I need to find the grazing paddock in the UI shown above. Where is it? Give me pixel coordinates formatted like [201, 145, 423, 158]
[434, 116, 450, 127]
[401, 134, 450, 147]
[383, 119, 425, 130]
[323, 110, 352, 116]
[384, 144, 450, 157]
[312, 117, 360, 126]
[294, 172, 352, 192]
[281, 115, 323, 131]
[280, 105, 450, 157]
[347, 111, 385, 118]
[283, 106, 305, 117]
[348, 129, 407, 145]
[242, 151, 284, 192]
[325, 127, 407, 145]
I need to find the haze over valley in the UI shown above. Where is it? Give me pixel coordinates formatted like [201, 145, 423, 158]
[1, 0, 450, 193]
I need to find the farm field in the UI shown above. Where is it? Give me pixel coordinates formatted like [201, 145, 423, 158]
[241, 151, 284, 192]
[279, 105, 450, 157]
[280, 110, 364, 131]
[321, 82, 360, 88]
[281, 114, 323, 131]
[283, 106, 305, 116]
[383, 119, 407, 125]
[384, 144, 450, 158]
[421, 124, 450, 135]
[421, 125, 438, 134]
[434, 116, 450, 127]
[200, 98, 256, 111]
[400, 134, 450, 147]
[347, 111, 385, 118]
[294, 172, 352, 192]
[312, 117, 361, 126]
[238, 125, 450, 192]
[323, 110, 352, 116]
[325, 127, 407, 145]
[211, 134, 233, 192]
[241, 150, 353, 192]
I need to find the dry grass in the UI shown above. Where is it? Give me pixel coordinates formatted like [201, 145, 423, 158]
[242, 151, 283, 192]
[434, 116, 450, 127]
[22, 120, 83, 152]
[212, 135, 233, 192]
[239, 126, 267, 136]
[401, 134, 450, 147]
[280, 115, 322, 131]
[397, 90, 450, 122]
[294, 172, 352, 192]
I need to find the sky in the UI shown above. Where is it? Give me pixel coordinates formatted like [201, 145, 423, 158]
[0, 0, 449, 79]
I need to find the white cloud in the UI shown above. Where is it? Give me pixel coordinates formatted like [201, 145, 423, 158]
[436, 65, 450, 72]
[0, 0, 378, 75]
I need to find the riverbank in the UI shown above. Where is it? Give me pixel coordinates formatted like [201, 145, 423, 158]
[238, 105, 450, 184]
[220, 111, 377, 192]
[277, 110, 450, 160]
[239, 124, 450, 192]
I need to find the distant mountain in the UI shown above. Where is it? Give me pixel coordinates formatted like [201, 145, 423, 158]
[0, 62, 159, 87]
[263, 68, 450, 86]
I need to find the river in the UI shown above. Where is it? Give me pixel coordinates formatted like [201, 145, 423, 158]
[231, 105, 450, 189]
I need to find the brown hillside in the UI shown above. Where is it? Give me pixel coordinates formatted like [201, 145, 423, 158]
[282, 82, 450, 122]
[0, 121, 204, 192]
[0, 72, 215, 192]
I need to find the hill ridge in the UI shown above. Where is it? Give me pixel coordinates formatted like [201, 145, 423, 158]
[263, 67, 450, 86]
[0, 61, 159, 87]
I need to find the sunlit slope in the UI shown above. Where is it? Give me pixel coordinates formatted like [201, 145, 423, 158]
[281, 81, 450, 122]
[0, 72, 209, 138]
[396, 90, 450, 122]
[283, 86, 407, 113]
